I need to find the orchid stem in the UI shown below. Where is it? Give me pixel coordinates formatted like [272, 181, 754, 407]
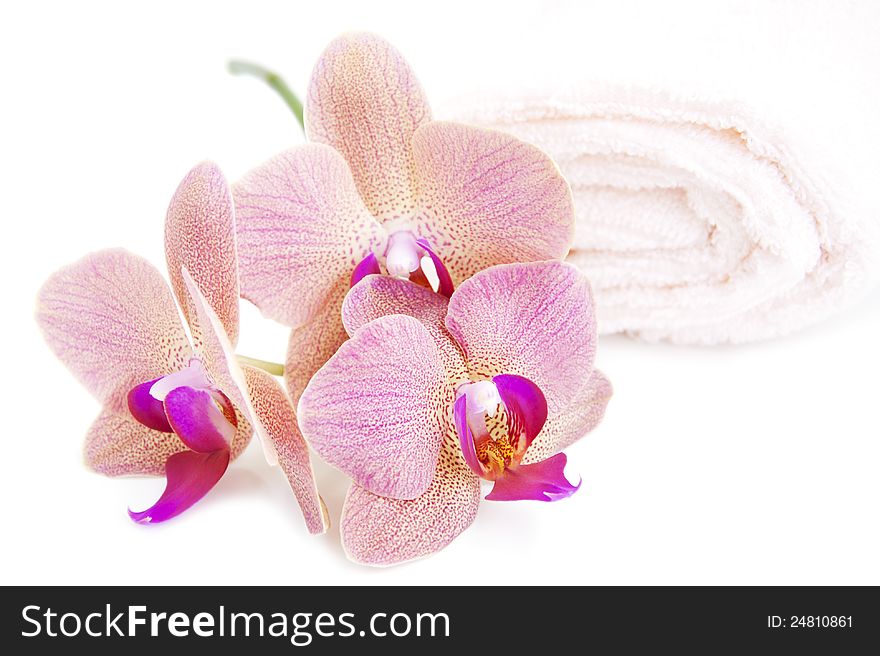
[228, 59, 305, 131]
[236, 355, 285, 377]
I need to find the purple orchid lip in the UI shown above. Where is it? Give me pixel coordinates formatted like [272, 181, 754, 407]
[485, 452, 581, 502]
[127, 377, 173, 433]
[492, 374, 548, 448]
[454, 394, 484, 477]
[128, 449, 231, 524]
[415, 238, 454, 298]
[164, 385, 235, 453]
[350, 252, 381, 288]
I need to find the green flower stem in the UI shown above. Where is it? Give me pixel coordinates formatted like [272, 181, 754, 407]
[236, 355, 285, 377]
[228, 59, 305, 131]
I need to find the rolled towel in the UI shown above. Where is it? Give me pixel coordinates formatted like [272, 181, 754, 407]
[438, 1, 880, 344]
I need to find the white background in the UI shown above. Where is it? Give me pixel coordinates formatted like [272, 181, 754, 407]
[2, 1, 878, 585]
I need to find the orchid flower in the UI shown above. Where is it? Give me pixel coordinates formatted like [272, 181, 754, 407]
[232, 32, 574, 402]
[297, 261, 612, 565]
[36, 163, 327, 533]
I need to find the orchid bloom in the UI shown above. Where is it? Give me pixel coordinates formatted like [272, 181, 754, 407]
[36, 163, 327, 533]
[297, 261, 612, 565]
[232, 32, 574, 402]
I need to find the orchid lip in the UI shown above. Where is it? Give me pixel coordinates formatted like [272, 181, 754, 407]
[349, 230, 455, 297]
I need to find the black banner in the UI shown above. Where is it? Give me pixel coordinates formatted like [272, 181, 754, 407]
[2, 586, 876, 652]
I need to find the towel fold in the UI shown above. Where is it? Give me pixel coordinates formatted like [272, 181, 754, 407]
[454, 89, 878, 343]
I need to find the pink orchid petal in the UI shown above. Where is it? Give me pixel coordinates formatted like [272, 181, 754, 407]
[233, 144, 382, 328]
[241, 365, 328, 535]
[485, 453, 580, 502]
[306, 32, 431, 222]
[415, 238, 454, 297]
[84, 410, 186, 476]
[129, 449, 230, 524]
[285, 277, 351, 405]
[522, 369, 613, 465]
[36, 249, 191, 415]
[179, 269, 261, 461]
[493, 374, 548, 450]
[297, 315, 449, 500]
[445, 261, 597, 412]
[412, 121, 574, 283]
[341, 447, 480, 566]
[342, 276, 467, 381]
[350, 252, 381, 288]
[127, 378, 173, 432]
[453, 394, 483, 477]
[163, 386, 234, 453]
[165, 161, 240, 345]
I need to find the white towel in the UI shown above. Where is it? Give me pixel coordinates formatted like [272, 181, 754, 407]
[442, 0, 880, 343]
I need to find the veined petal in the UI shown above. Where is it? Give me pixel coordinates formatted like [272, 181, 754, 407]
[341, 445, 480, 567]
[180, 269, 260, 460]
[128, 449, 230, 524]
[523, 369, 613, 465]
[297, 315, 449, 500]
[36, 249, 191, 415]
[233, 144, 382, 328]
[445, 261, 597, 412]
[342, 276, 467, 383]
[84, 410, 186, 476]
[241, 365, 328, 535]
[127, 377, 173, 433]
[306, 32, 431, 221]
[285, 277, 351, 405]
[412, 122, 574, 283]
[165, 161, 240, 344]
[485, 453, 580, 502]
[163, 386, 234, 453]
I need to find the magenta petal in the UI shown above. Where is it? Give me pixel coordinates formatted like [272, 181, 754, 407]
[128, 449, 230, 523]
[415, 239, 454, 297]
[454, 394, 482, 477]
[485, 453, 580, 502]
[493, 374, 548, 450]
[127, 378, 173, 432]
[163, 386, 233, 453]
[350, 252, 381, 288]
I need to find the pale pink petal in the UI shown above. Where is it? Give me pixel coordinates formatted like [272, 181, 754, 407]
[522, 369, 613, 465]
[36, 249, 191, 415]
[241, 364, 328, 535]
[297, 315, 449, 500]
[129, 449, 231, 524]
[285, 278, 350, 405]
[179, 269, 262, 461]
[342, 275, 467, 382]
[306, 32, 431, 221]
[445, 261, 597, 412]
[341, 446, 480, 567]
[84, 406, 251, 477]
[84, 409, 186, 476]
[411, 121, 574, 282]
[233, 144, 382, 328]
[165, 161, 240, 345]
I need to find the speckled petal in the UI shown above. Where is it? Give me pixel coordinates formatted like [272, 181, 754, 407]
[165, 161, 240, 344]
[342, 275, 467, 382]
[129, 449, 231, 524]
[412, 122, 574, 283]
[84, 409, 186, 476]
[179, 269, 260, 461]
[306, 32, 431, 221]
[341, 445, 481, 567]
[233, 144, 381, 328]
[285, 277, 350, 405]
[445, 261, 597, 412]
[522, 369, 613, 465]
[297, 315, 448, 500]
[36, 249, 191, 415]
[241, 365, 328, 535]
